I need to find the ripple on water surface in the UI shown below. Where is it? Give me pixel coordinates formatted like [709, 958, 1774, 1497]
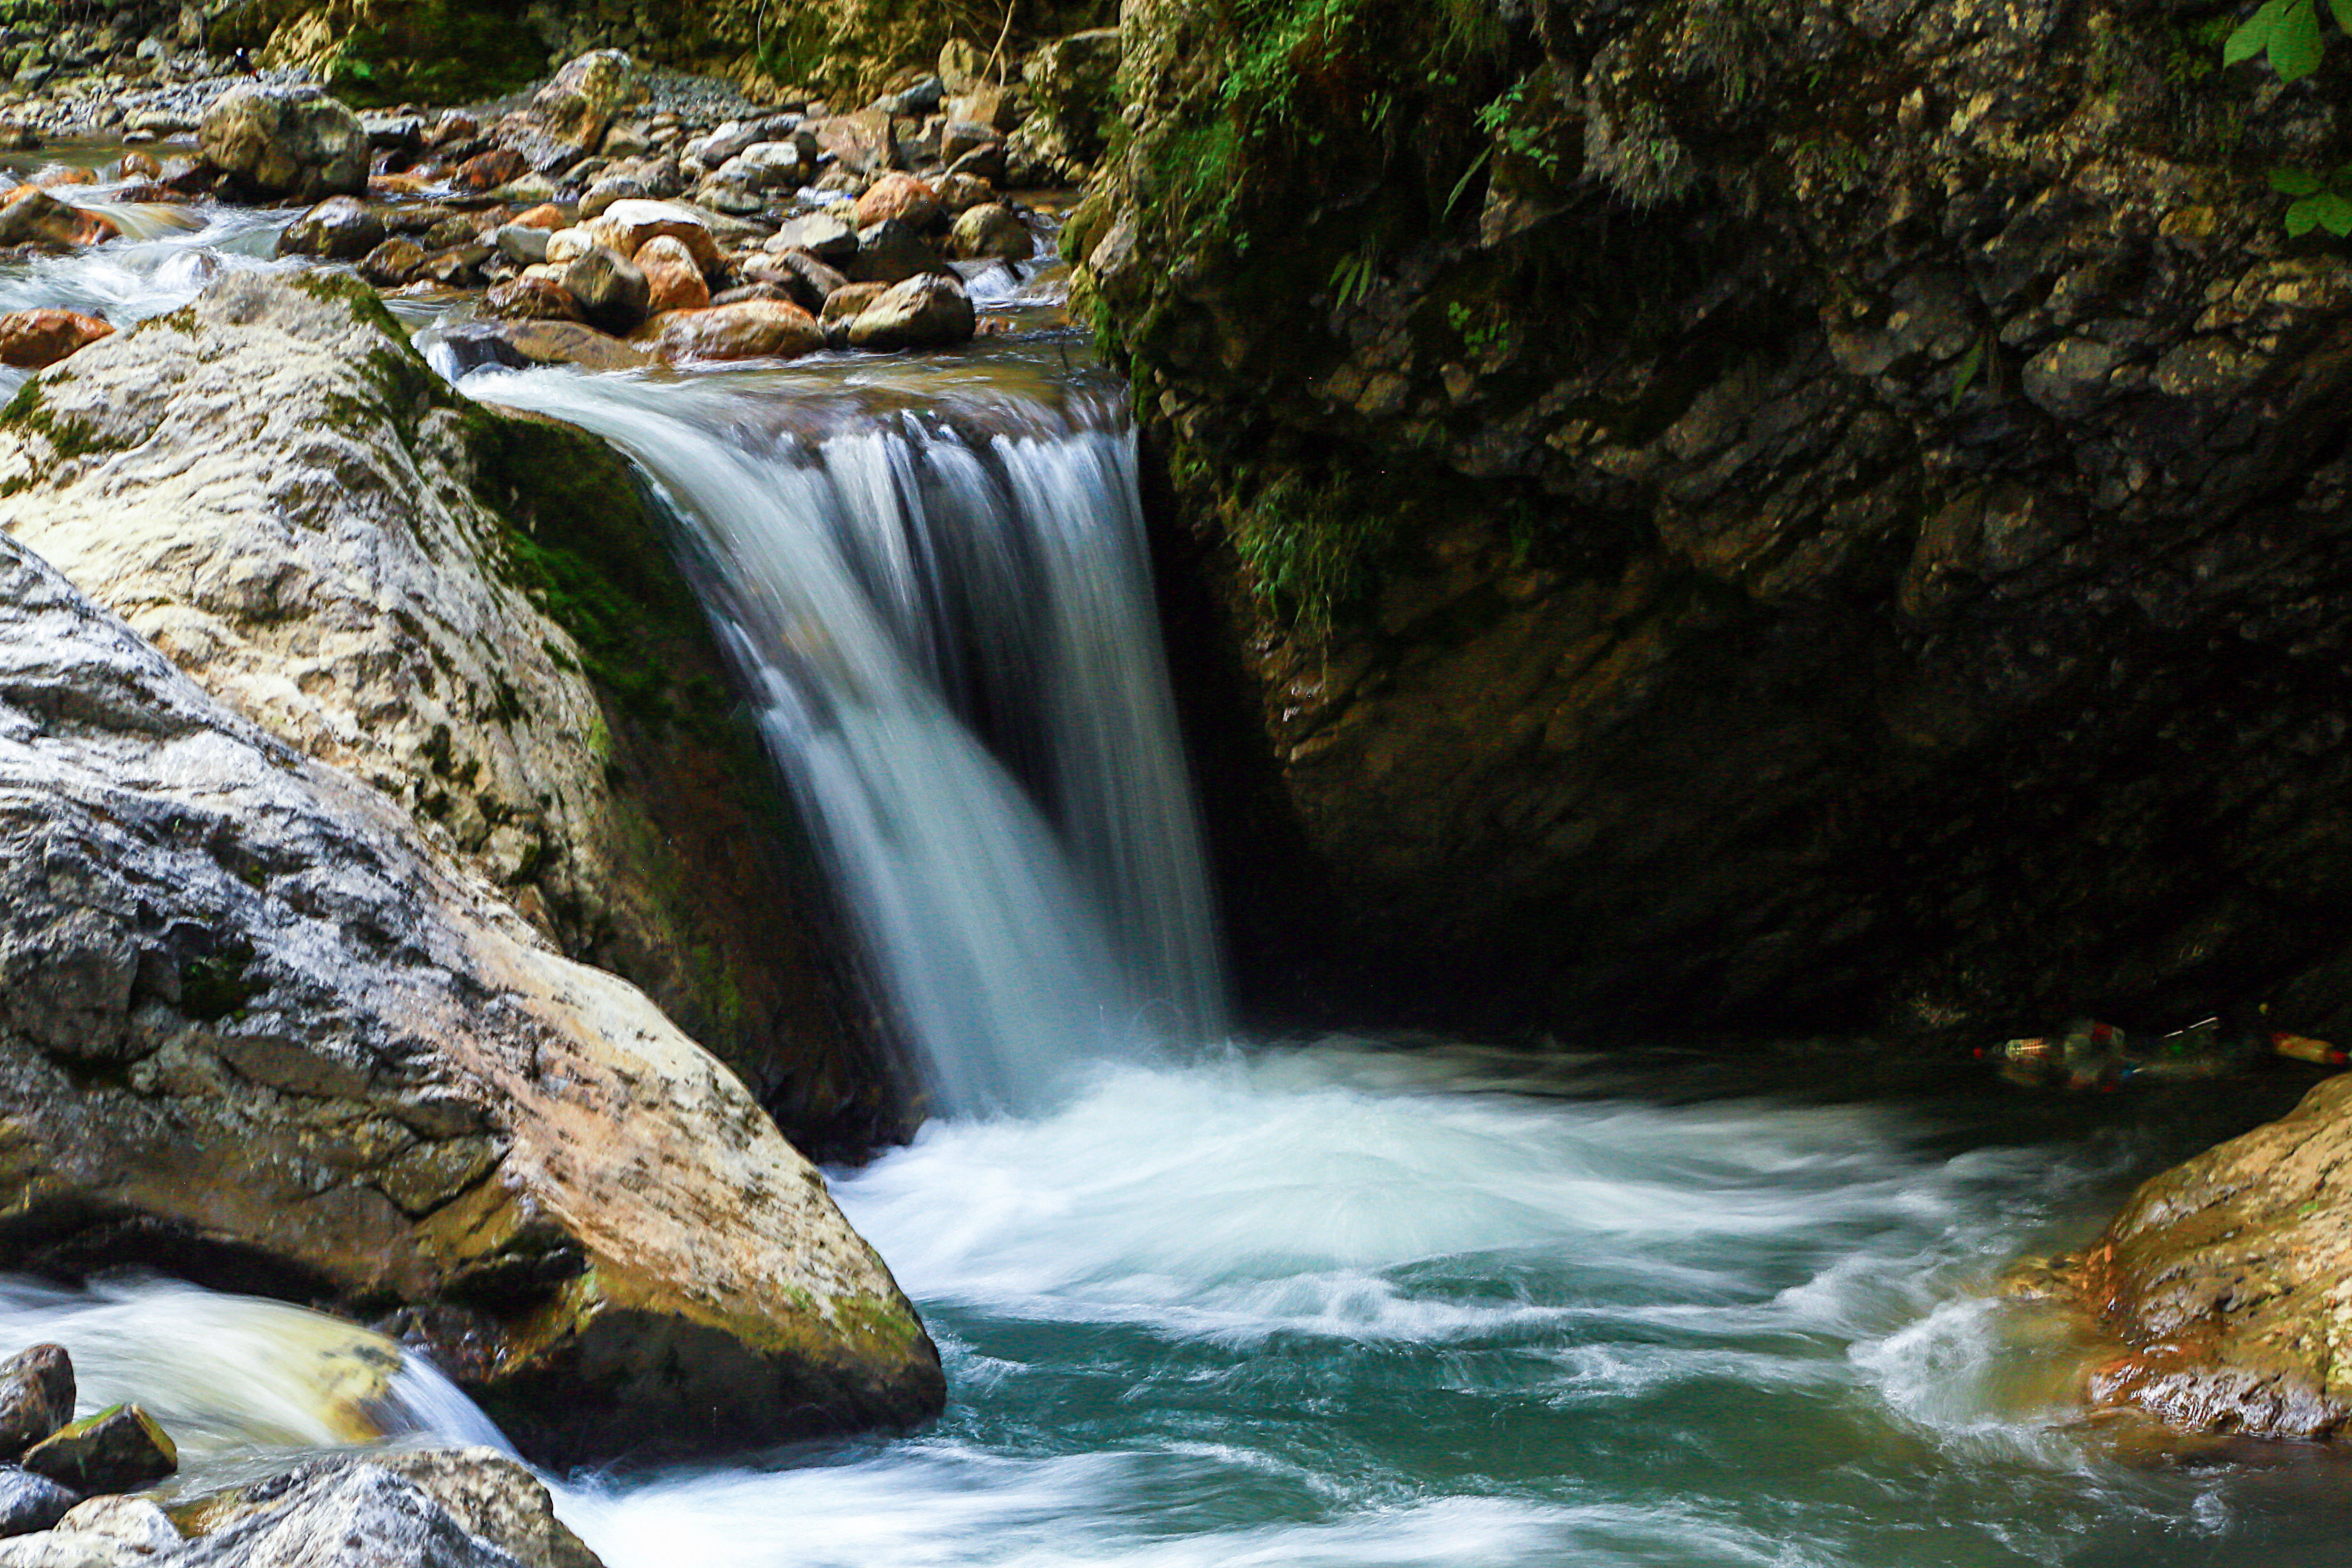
[550, 1042, 2352, 1568]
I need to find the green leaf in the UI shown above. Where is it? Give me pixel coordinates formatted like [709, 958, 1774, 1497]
[2332, 0, 2352, 35]
[2318, 194, 2352, 236]
[2272, 0, 2325, 80]
[2225, 0, 2289, 63]
[2272, 166, 2326, 194]
[1948, 337, 1987, 410]
[2285, 197, 2322, 236]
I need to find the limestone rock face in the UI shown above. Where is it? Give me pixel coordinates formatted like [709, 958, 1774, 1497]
[1098, 0, 2352, 1042]
[0, 521, 942, 1459]
[0, 271, 899, 1160]
[2076, 1074, 2352, 1440]
[196, 85, 368, 203]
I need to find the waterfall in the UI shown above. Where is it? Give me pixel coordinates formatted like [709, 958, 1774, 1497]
[465, 370, 1223, 1117]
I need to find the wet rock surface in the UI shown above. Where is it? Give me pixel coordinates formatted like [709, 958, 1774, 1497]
[0, 1349, 72, 1460]
[1094, 0, 2352, 1045]
[0, 279, 943, 1460]
[2076, 1071, 2352, 1440]
[20, 1409, 174, 1496]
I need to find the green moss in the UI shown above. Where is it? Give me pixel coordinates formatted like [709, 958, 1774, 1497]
[0, 380, 106, 467]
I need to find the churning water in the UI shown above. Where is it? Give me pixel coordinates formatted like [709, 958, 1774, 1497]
[7, 172, 2350, 1566]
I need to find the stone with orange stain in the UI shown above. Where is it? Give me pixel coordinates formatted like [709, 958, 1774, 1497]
[0, 310, 114, 370]
[853, 171, 940, 231]
[638, 299, 823, 363]
[2069, 1072, 2352, 1440]
[634, 234, 709, 314]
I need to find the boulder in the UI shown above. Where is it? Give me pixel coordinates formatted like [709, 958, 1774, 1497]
[437, 320, 650, 374]
[175, 1448, 596, 1568]
[808, 110, 898, 176]
[948, 203, 1031, 263]
[490, 223, 552, 267]
[634, 235, 709, 314]
[742, 249, 845, 313]
[0, 312, 112, 372]
[845, 273, 977, 352]
[274, 196, 384, 262]
[819, 281, 887, 328]
[356, 238, 426, 287]
[527, 50, 646, 154]
[0, 1349, 71, 1460]
[935, 172, 994, 217]
[0, 191, 109, 253]
[21, 1408, 176, 1494]
[714, 142, 807, 196]
[559, 245, 650, 335]
[766, 211, 857, 263]
[2074, 1072, 2352, 1438]
[847, 218, 939, 285]
[0, 273, 937, 1454]
[580, 200, 720, 271]
[196, 85, 367, 203]
[577, 176, 650, 220]
[480, 277, 580, 322]
[0, 1494, 178, 1568]
[853, 172, 939, 231]
[454, 147, 527, 193]
[641, 300, 825, 364]
[0, 1469, 76, 1538]
[1020, 28, 1121, 165]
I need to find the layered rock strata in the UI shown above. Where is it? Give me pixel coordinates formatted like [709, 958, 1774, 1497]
[1089, 0, 2352, 1042]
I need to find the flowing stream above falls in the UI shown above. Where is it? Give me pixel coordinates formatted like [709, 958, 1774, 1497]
[4, 169, 2349, 1566]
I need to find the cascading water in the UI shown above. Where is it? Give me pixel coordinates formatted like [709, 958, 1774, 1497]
[463, 366, 1223, 1116]
[7, 164, 2347, 1568]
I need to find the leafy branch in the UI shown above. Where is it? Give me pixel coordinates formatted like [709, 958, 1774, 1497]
[2223, 0, 2351, 83]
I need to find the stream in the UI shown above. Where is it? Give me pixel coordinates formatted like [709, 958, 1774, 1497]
[6, 156, 2349, 1567]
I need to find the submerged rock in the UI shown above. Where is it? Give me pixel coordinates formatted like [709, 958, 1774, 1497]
[0, 274, 940, 1457]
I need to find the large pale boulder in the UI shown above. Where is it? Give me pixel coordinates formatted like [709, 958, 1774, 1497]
[845, 273, 976, 351]
[0, 512, 942, 1459]
[197, 84, 368, 203]
[2074, 1073, 2352, 1439]
[0, 271, 898, 1159]
[527, 49, 646, 153]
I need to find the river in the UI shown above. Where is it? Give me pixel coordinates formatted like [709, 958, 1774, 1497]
[4, 156, 2345, 1568]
